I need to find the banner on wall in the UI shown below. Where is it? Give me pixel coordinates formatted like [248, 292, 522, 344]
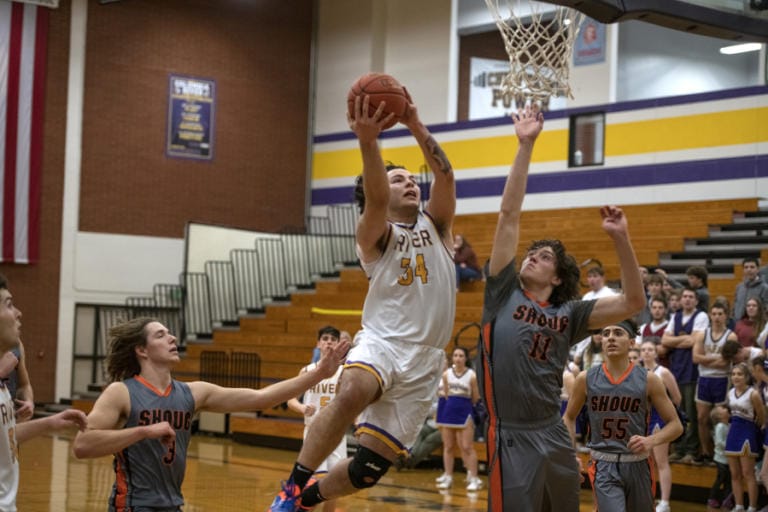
[469, 57, 566, 119]
[573, 18, 606, 66]
[11, 0, 58, 7]
[166, 75, 215, 160]
[0, 0, 48, 264]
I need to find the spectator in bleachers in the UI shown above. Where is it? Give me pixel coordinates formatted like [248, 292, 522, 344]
[667, 289, 682, 318]
[663, 287, 710, 464]
[733, 258, 768, 323]
[758, 321, 768, 349]
[453, 234, 483, 290]
[693, 302, 737, 465]
[654, 268, 683, 291]
[584, 266, 617, 300]
[572, 266, 617, 358]
[575, 333, 604, 371]
[760, 264, 768, 291]
[686, 265, 710, 312]
[639, 266, 650, 287]
[713, 295, 736, 330]
[637, 296, 671, 367]
[734, 297, 767, 349]
[637, 273, 665, 326]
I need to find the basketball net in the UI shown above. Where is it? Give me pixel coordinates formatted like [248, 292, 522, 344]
[484, 0, 584, 105]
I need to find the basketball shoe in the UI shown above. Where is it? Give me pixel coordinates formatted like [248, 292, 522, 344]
[268, 479, 316, 512]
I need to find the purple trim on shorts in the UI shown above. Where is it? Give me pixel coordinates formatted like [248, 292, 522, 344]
[344, 360, 383, 384]
[356, 422, 406, 452]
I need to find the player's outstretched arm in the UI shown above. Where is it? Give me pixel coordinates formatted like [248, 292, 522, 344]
[488, 106, 544, 277]
[350, 95, 395, 263]
[14, 341, 34, 422]
[192, 338, 350, 414]
[400, 101, 455, 235]
[73, 383, 175, 458]
[587, 206, 645, 330]
[16, 408, 87, 444]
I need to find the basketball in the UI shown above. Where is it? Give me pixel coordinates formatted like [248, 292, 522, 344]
[347, 73, 410, 130]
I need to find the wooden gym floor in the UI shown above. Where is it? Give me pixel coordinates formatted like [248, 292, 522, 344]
[19, 432, 711, 511]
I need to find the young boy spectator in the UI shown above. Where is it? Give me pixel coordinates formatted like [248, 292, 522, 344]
[637, 296, 670, 366]
[686, 266, 710, 313]
[707, 405, 731, 511]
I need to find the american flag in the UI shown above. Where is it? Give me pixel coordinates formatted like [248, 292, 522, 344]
[0, 0, 48, 264]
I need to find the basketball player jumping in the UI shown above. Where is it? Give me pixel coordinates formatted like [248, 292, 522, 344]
[270, 90, 456, 511]
[478, 105, 646, 511]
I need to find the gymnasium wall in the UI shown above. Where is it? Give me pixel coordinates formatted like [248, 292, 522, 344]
[310, 87, 768, 217]
[2, 0, 760, 401]
[0, 0, 315, 402]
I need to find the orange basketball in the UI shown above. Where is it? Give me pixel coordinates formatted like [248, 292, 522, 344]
[347, 73, 410, 130]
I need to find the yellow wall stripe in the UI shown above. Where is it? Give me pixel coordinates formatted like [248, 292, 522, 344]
[312, 106, 768, 181]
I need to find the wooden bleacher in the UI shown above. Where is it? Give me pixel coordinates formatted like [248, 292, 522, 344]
[167, 198, 762, 499]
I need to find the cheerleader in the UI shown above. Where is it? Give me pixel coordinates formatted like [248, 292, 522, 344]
[640, 340, 681, 512]
[725, 363, 765, 512]
[435, 346, 482, 491]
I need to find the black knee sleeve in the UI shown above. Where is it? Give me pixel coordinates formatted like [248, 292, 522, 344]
[347, 446, 392, 489]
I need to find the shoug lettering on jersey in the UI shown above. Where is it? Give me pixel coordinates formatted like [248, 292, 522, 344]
[511, 305, 569, 332]
[590, 395, 642, 413]
[137, 409, 192, 430]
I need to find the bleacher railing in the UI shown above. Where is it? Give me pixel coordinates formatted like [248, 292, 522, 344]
[181, 204, 358, 339]
[200, 350, 261, 389]
[72, 205, 358, 394]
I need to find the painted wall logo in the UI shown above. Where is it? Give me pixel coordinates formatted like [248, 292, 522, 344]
[469, 57, 566, 118]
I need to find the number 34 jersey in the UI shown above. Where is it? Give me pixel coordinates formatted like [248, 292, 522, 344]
[358, 211, 456, 350]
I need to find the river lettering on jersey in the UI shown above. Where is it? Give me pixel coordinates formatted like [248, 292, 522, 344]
[307, 382, 336, 395]
[394, 229, 434, 253]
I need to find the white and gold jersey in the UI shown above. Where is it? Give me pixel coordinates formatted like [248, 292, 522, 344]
[358, 211, 455, 349]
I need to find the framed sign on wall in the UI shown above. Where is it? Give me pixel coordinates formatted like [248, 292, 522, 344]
[166, 75, 215, 160]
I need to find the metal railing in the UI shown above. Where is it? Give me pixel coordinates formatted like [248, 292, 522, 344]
[205, 260, 238, 327]
[199, 350, 261, 389]
[231, 248, 263, 314]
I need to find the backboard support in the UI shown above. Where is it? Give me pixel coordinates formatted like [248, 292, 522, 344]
[542, 0, 768, 42]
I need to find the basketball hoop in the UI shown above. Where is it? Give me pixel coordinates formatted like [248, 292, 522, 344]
[484, 0, 584, 105]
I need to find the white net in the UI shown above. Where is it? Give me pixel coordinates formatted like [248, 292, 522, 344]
[484, 0, 584, 104]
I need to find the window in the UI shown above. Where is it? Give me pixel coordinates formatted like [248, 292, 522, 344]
[569, 112, 605, 167]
